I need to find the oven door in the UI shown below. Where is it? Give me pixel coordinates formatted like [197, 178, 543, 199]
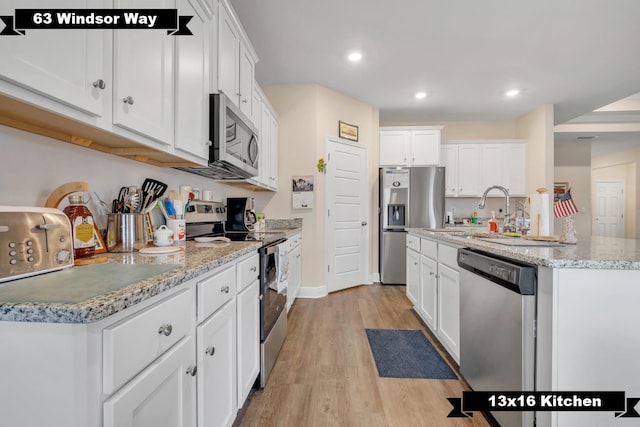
[260, 240, 287, 341]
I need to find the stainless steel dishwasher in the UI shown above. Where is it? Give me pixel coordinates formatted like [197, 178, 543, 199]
[457, 248, 536, 427]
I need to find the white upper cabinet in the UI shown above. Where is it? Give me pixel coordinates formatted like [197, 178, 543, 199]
[248, 85, 278, 191]
[379, 127, 442, 167]
[0, 0, 110, 117]
[174, 0, 211, 162]
[216, 0, 257, 120]
[113, 0, 175, 145]
[441, 141, 526, 197]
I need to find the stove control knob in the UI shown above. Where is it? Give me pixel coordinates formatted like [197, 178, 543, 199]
[56, 250, 71, 264]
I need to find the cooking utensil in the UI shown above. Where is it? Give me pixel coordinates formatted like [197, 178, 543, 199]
[141, 178, 168, 201]
[123, 187, 141, 213]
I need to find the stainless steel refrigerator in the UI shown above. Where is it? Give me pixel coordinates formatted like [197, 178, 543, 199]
[379, 167, 445, 284]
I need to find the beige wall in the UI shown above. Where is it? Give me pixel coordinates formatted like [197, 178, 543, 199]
[262, 84, 378, 291]
[554, 140, 592, 238]
[516, 105, 555, 232]
[381, 119, 517, 141]
[592, 147, 639, 238]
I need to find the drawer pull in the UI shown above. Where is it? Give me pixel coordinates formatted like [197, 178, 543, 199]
[221, 286, 230, 294]
[186, 366, 197, 377]
[158, 324, 173, 336]
[250, 266, 257, 272]
[205, 346, 215, 356]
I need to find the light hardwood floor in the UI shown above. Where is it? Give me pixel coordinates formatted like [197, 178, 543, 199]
[238, 284, 492, 427]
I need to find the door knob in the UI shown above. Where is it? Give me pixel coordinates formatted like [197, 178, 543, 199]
[361, 221, 368, 226]
[92, 79, 106, 89]
[123, 96, 134, 105]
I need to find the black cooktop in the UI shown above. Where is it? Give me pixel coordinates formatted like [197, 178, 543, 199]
[186, 222, 285, 246]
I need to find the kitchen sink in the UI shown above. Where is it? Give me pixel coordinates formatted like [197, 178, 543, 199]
[474, 237, 564, 247]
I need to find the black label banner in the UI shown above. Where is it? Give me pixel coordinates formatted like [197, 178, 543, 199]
[447, 391, 640, 419]
[1, 9, 193, 35]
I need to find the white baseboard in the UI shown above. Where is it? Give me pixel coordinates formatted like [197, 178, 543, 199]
[369, 272, 380, 283]
[296, 285, 328, 299]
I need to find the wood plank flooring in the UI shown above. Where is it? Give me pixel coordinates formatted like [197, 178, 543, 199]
[238, 284, 492, 427]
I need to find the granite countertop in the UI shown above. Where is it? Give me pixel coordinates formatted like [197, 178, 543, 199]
[0, 241, 261, 324]
[407, 228, 640, 270]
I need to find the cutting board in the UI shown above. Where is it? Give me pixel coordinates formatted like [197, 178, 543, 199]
[0, 263, 181, 304]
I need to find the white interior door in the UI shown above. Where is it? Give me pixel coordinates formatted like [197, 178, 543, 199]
[594, 181, 624, 237]
[326, 137, 369, 293]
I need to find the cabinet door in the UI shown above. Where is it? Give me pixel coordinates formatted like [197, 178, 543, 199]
[113, 0, 175, 144]
[406, 248, 420, 305]
[197, 300, 237, 427]
[175, 0, 210, 161]
[218, 4, 239, 106]
[269, 116, 279, 189]
[104, 336, 196, 427]
[257, 102, 272, 187]
[237, 280, 260, 408]
[504, 143, 527, 196]
[419, 255, 438, 332]
[238, 42, 254, 117]
[481, 144, 505, 192]
[287, 243, 302, 310]
[457, 144, 481, 196]
[437, 263, 460, 363]
[0, 0, 109, 117]
[410, 130, 440, 166]
[379, 130, 409, 166]
[440, 145, 458, 196]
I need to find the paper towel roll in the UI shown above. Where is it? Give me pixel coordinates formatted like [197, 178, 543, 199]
[529, 193, 550, 236]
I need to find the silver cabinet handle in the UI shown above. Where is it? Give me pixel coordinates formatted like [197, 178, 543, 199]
[221, 286, 230, 294]
[158, 324, 173, 336]
[242, 98, 247, 103]
[429, 272, 435, 276]
[250, 266, 257, 272]
[123, 96, 134, 105]
[92, 79, 106, 89]
[186, 366, 197, 376]
[205, 346, 215, 356]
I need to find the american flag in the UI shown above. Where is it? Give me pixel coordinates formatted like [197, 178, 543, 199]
[554, 188, 579, 218]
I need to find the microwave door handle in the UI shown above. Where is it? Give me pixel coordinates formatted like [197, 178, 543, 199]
[248, 135, 259, 166]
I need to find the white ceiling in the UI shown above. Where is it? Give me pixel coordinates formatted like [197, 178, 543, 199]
[229, 0, 640, 125]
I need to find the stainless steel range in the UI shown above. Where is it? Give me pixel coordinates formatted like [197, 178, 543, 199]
[185, 200, 289, 388]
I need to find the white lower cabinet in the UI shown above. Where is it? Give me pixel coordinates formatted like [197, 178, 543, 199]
[0, 251, 262, 427]
[436, 263, 460, 362]
[419, 254, 438, 332]
[236, 280, 260, 408]
[287, 233, 302, 311]
[406, 247, 420, 305]
[197, 299, 237, 427]
[104, 336, 196, 427]
[406, 234, 461, 363]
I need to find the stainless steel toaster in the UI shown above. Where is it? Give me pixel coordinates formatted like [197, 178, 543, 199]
[0, 206, 74, 283]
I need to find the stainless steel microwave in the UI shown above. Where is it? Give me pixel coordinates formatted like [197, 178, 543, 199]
[176, 93, 259, 180]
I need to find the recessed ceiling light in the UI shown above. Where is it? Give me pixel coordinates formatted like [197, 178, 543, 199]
[415, 92, 427, 99]
[505, 89, 520, 97]
[348, 52, 362, 62]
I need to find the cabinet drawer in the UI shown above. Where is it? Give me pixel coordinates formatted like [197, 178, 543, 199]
[420, 238, 438, 259]
[438, 244, 460, 270]
[103, 289, 192, 395]
[406, 234, 420, 252]
[237, 253, 259, 293]
[290, 233, 302, 248]
[197, 265, 236, 322]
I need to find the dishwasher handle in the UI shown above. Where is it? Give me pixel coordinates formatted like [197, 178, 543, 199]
[457, 248, 536, 295]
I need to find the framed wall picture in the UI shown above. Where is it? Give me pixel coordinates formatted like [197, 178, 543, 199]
[292, 175, 313, 209]
[338, 121, 359, 142]
[554, 182, 569, 203]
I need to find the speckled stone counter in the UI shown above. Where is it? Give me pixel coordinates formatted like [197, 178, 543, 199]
[407, 228, 640, 270]
[0, 241, 261, 324]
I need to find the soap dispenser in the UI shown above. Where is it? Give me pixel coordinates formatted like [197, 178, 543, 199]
[488, 211, 499, 233]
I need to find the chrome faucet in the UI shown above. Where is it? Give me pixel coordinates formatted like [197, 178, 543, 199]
[478, 185, 515, 232]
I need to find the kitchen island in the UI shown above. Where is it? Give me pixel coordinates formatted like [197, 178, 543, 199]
[407, 228, 640, 427]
